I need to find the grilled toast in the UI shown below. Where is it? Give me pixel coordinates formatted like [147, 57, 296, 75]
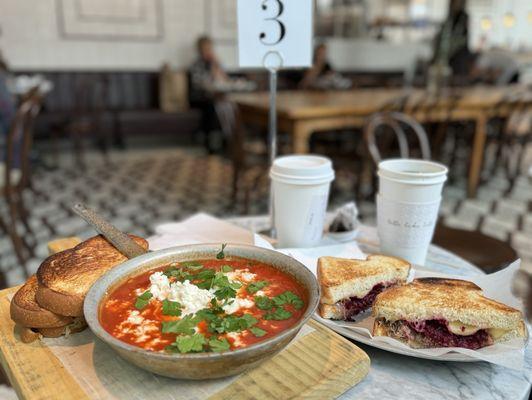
[318, 255, 410, 321]
[36, 234, 148, 316]
[10, 275, 73, 328]
[372, 278, 526, 349]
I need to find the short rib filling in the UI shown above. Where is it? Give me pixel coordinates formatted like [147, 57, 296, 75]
[338, 283, 389, 320]
[386, 319, 493, 349]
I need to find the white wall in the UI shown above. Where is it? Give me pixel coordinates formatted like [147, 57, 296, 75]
[0, 0, 237, 71]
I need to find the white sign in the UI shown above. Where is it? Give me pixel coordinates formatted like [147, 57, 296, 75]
[237, 0, 313, 69]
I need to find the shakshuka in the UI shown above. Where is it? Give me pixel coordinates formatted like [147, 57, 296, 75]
[100, 255, 307, 353]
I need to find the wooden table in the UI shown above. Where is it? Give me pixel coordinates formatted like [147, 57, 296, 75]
[231, 85, 531, 197]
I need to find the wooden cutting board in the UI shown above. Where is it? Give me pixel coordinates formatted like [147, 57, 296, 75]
[0, 287, 369, 400]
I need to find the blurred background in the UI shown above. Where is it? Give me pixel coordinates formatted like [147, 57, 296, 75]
[0, 0, 531, 289]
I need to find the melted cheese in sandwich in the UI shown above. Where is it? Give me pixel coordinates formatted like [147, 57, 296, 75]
[447, 321, 481, 336]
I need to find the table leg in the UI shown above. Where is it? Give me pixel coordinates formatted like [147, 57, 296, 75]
[468, 114, 487, 198]
[292, 122, 313, 154]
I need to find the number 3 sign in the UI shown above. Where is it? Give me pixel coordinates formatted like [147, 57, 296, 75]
[237, 0, 313, 69]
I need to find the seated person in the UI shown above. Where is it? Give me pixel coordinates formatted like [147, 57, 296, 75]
[299, 44, 350, 90]
[189, 36, 229, 153]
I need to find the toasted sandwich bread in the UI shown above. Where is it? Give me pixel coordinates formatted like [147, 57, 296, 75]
[36, 234, 148, 316]
[37, 317, 87, 338]
[318, 255, 410, 320]
[372, 278, 526, 349]
[18, 325, 41, 343]
[318, 255, 410, 304]
[10, 275, 73, 328]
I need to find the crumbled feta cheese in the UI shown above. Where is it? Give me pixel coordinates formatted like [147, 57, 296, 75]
[226, 332, 244, 347]
[222, 298, 254, 314]
[226, 271, 257, 283]
[254, 290, 265, 296]
[126, 310, 144, 325]
[167, 280, 214, 315]
[148, 271, 171, 301]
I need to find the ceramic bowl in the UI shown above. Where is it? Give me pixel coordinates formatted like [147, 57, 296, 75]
[84, 243, 319, 379]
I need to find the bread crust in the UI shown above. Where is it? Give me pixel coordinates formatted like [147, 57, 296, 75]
[36, 234, 148, 316]
[318, 303, 343, 320]
[38, 318, 87, 338]
[18, 325, 41, 343]
[318, 254, 410, 305]
[10, 276, 74, 328]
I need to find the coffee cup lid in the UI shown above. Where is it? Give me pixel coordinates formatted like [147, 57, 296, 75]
[378, 159, 448, 185]
[270, 155, 335, 185]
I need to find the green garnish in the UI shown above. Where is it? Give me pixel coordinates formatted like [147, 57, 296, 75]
[161, 315, 197, 335]
[163, 267, 193, 281]
[173, 334, 206, 353]
[264, 308, 292, 321]
[209, 337, 231, 352]
[250, 326, 267, 337]
[134, 290, 153, 309]
[273, 291, 304, 310]
[162, 299, 182, 316]
[216, 243, 227, 259]
[214, 286, 237, 300]
[247, 281, 269, 294]
[180, 261, 204, 269]
[208, 313, 257, 334]
[221, 265, 233, 273]
[254, 296, 273, 310]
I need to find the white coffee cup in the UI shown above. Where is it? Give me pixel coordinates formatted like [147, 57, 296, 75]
[270, 155, 335, 248]
[377, 159, 448, 265]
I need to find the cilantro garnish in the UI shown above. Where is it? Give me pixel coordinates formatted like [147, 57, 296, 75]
[254, 296, 273, 310]
[214, 286, 237, 300]
[161, 315, 197, 335]
[180, 261, 204, 269]
[209, 337, 231, 352]
[216, 243, 227, 260]
[264, 308, 292, 320]
[208, 313, 257, 334]
[173, 334, 206, 353]
[250, 326, 267, 337]
[273, 291, 304, 310]
[247, 281, 269, 294]
[134, 290, 152, 309]
[162, 299, 182, 317]
[221, 265, 233, 273]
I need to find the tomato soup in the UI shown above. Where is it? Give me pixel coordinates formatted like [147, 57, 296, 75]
[100, 257, 307, 353]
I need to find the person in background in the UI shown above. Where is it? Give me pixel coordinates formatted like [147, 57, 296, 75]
[431, 0, 471, 77]
[300, 43, 351, 90]
[189, 36, 228, 154]
[0, 50, 16, 138]
[472, 47, 519, 85]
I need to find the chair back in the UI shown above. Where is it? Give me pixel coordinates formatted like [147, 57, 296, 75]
[5, 88, 42, 190]
[363, 111, 431, 164]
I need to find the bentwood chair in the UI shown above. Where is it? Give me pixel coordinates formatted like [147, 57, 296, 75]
[1, 89, 42, 276]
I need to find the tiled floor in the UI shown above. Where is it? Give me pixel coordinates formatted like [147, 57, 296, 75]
[1, 145, 531, 286]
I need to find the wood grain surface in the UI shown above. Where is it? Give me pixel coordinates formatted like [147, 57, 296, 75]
[0, 289, 370, 400]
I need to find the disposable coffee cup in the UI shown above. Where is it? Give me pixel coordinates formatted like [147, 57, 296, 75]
[270, 155, 335, 248]
[377, 159, 448, 265]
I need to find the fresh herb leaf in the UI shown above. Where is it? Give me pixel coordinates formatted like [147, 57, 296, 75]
[221, 265, 233, 273]
[161, 315, 197, 335]
[272, 291, 304, 310]
[216, 243, 227, 260]
[254, 296, 273, 310]
[180, 261, 204, 269]
[196, 269, 216, 280]
[134, 291, 152, 309]
[264, 307, 292, 321]
[247, 281, 269, 294]
[250, 326, 267, 337]
[162, 299, 182, 316]
[175, 334, 206, 353]
[208, 314, 257, 334]
[241, 314, 258, 327]
[209, 337, 231, 352]
[164, 267, 192, 281]
[214, 286, 237, 300]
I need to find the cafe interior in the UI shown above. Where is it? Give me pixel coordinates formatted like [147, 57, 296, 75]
[0, 0, 531, 397]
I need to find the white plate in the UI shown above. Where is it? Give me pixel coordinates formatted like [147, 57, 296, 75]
[314, 314, 479, 362]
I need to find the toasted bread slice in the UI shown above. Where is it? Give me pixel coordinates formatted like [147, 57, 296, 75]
[372, 278, 526, 337]
[319, 303, 345, 320]
[18, 325, 41, 343]
[318, 255, 410, 305]
[36, 234, 148, 316]
[37, 317, 87, 338]
[10, 275, 74, 328]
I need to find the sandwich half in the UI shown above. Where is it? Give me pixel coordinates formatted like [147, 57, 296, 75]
[318, 255, 410, 320]
[36, 234, 148, 317]
[372, 278, 526, 349]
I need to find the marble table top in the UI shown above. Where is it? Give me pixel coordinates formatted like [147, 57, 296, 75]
[228, 216, 532, 400]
